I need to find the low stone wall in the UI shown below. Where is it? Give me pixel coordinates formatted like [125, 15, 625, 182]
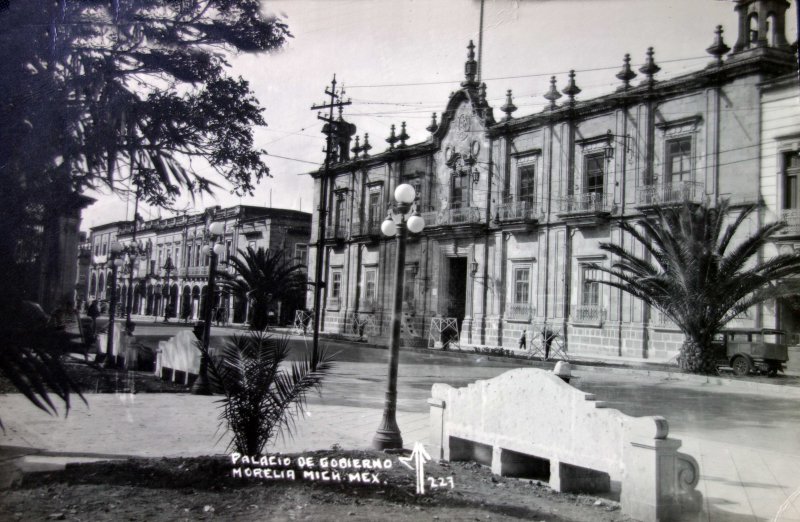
[429, 369, 702, 522]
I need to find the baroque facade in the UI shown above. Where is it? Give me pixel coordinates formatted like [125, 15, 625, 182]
[308, 0, 799, 360]
[86, 205, 311, 325]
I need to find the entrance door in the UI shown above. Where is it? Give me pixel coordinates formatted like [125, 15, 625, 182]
[446, 258, 468, 333]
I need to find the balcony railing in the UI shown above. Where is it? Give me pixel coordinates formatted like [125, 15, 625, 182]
[352, 219, 382, 237]
[781, 209, 800, 235]
[187, 266, 209, 277]
[505, 302, 534, 322]
[421, 206, 485, 227]
[572, 305, 606, 323]
[636, 181, 704, 207]
[559, 192, 613, 215]
[496, 199, 539, 222]
[325, 226, 347, 240]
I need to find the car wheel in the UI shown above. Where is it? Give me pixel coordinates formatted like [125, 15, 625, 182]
[731, 355, 751, 377]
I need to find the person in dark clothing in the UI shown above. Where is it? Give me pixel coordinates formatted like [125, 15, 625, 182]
[87, 299, 100, 337]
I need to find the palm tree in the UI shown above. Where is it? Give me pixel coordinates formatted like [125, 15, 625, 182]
[201, 330, 334, 455]
[0, 301, 85, 428]
[591, 200, 800, 374]
[219, 247, 306, 331]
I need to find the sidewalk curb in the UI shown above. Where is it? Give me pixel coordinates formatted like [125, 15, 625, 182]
[298, 331, 800, 398]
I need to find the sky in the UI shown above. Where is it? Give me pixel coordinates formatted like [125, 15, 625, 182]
[80, 0, 799, 231]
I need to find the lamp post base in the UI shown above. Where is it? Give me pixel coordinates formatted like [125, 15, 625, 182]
[372, 406, 403, 450]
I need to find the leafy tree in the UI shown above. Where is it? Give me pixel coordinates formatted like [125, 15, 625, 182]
[591, 201, 800, 374]
[219, 247, 307, 331]
[0, 0, 289, 421]
[201, 330, 334, 455]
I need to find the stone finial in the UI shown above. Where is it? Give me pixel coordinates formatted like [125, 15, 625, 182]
[543, 76, 562, 111]
[478, 82, 488, 105]
[351, 135, 362, 159]
[706, 25, 730, 66]
[462, 40, 478, 88]
[386, 124, 398, 151]
[562, 70, 581, 106]
[361, 133, 372, 157]
[397, 121, 409, 148]
[616, 54, 637, 91]
[501, 89, 518, 121]
[426, 113, 438, 134]
[639, 47, 661, 87]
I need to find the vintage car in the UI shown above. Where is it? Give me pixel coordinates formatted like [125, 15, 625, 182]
[713, 329, 789, 377]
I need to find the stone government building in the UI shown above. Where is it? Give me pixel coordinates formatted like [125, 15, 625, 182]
[85, 206, 311, 325]
[307, 0, 800, 360]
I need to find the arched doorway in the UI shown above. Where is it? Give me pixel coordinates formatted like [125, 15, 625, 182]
[133, 283, 142, 315]
[89, 274, 97, 298]
[181, 285, 191, 321]
[146, 285, 154, 315]
[153, 284, 162, 317]
[98, 272, 106, 300]
[200, 286, 208, 319]
[169, 284, 178, 319]
[191, 286, 201, 319]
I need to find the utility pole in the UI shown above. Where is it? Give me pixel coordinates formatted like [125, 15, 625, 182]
[310, 76, 351, 369]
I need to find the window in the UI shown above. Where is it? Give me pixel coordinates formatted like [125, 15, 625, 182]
[186, 245, 193, 267]
[330, 271, 342, 304]
[364, 268, 377, 305]
[584, 153, 604, 194]
[783, 152, 800, 209]
[451, 173, 467, 209]
[518, 164, 536, 203]
[408, 178, 423, 206]
[226, 240, 232, 262]
[581, 265, 600, 307]
[194, 242, 201, 267]
[335, 195, 346, 231]
[665, 136, 692, 184]
[174, 247, 180, 268]
[513, 266, 531, 304]
[295, 244, 308, 265]
[102, 243, 107, 255]
[403, 266, 416, 303]
[368, 191, 382, 225]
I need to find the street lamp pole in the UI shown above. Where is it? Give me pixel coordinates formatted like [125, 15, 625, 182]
[106, 241, 124, 368]
[162, 256, 175, 323]
[191, 221, 225, 395]
[373, 184, 425, 450]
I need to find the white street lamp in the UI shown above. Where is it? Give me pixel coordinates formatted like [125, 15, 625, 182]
[373, 183, 425, 450]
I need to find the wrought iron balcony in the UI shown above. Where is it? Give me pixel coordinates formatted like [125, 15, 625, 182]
[571, 305, 606, 323]
[496, 199, 540, 223]
[636, 181, 704, 207]
[352, 219, 382, 238]
[187, 266, 209, 277]
[781, 209, 800, 235]
[505, 302, 534, 322]
[420, 206, 485, 227]
[325, 225, 347, 240]
[558, 192, 613, 216]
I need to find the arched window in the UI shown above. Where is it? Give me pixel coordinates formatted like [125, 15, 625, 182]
[748, 13, 759, 47]
[766, 13, 777, 46]
[89, 274, 97, 296]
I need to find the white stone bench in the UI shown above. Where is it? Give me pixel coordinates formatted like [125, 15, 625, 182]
[428, 368, 701, 522]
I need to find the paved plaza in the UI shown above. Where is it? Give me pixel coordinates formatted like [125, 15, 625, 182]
[1, 333, 800, 521]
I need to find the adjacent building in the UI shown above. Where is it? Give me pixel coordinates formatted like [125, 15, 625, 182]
[85, 205, 311, 325]
[307, 0, 799, 360]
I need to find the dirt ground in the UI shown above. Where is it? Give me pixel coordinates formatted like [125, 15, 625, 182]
[0, 450, 629, 521]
